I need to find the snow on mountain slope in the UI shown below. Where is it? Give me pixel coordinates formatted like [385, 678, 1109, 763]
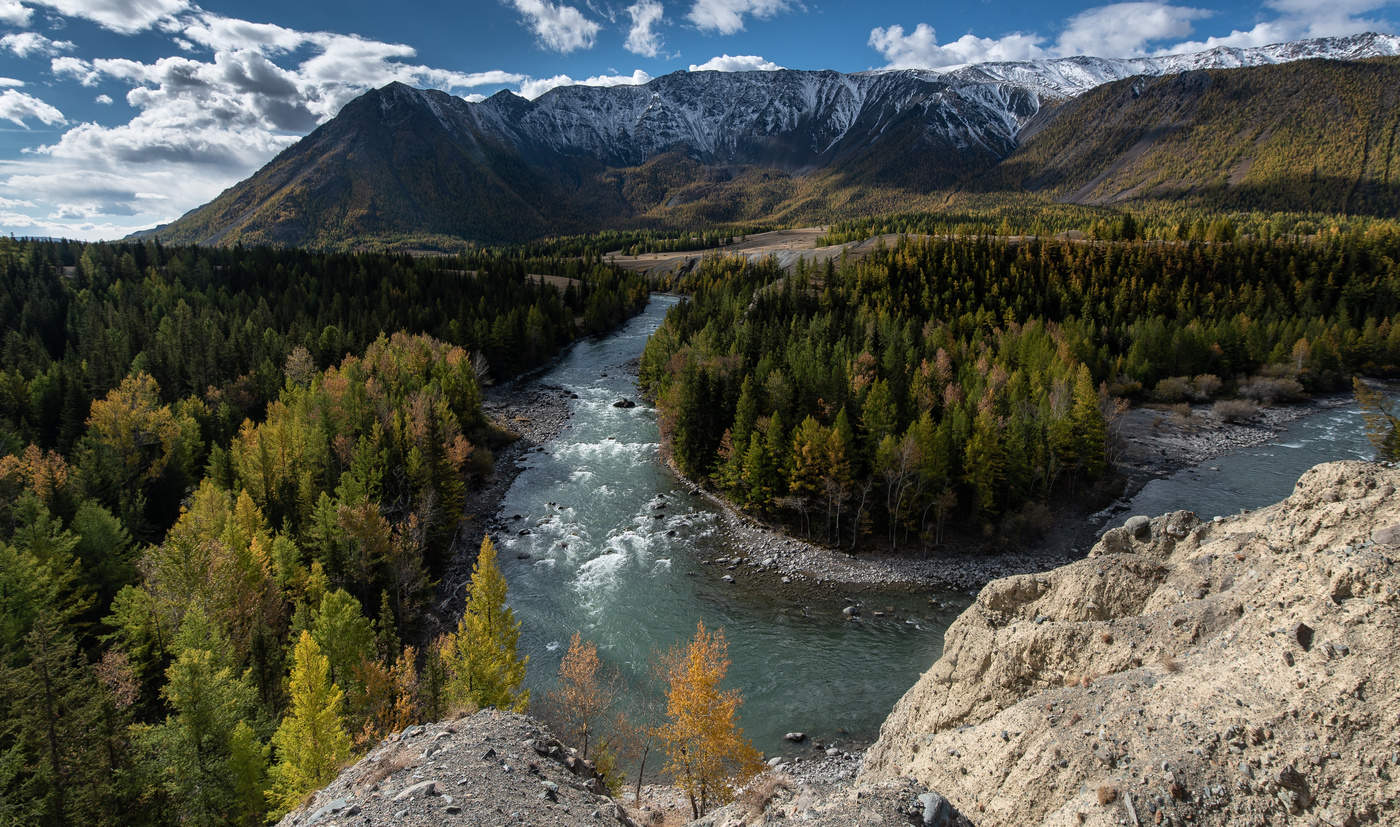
[926, 32, 1400, 101]
[438, 33, 1400, 169]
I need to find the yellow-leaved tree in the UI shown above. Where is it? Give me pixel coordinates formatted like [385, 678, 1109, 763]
[267, 631, 352, 816]
[445, 535, 528, 711]
[659, 620, 762, 819]
[546, 632, 613, 759]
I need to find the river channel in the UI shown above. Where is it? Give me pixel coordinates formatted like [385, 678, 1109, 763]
[493, 295, 1390, 753]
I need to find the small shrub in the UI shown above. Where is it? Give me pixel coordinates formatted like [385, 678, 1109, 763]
[1167, 403, 1193, 427]
[1097, 785, 1118, 805]
[739, 774, 793, 817]
[1238, 375, 1305, 403]
[1160, 654, 1181, 673]
[1190, 374, 1222, 401]
[1212, 399, 1260, 423]
[1152, 376, 1192, 403]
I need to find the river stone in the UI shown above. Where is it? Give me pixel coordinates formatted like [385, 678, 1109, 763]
[1125, 515, 1152, 540]
[785, 732, 806, 743]
[917, 790, 970, 826]
[612, 398, 636, 408]
[394, 780, 439, 801]
[1373, 524, 1400, 545]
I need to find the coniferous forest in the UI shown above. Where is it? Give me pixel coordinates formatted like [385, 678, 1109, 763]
[0, 238, 647, 825]
[640, 231, 1400, 549]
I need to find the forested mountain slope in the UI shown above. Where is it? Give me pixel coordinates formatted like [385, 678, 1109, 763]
[998, 57, 1400, 213]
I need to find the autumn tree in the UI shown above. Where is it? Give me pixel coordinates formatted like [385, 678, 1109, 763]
[445, 536, 528, 712]
[267, 632, 352, 817]
[658, 621, 762, 819]
[544, 632, 614, 759]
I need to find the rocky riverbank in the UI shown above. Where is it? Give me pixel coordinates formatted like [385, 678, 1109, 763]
[1111, 395, 1352, 483]
[426, 380, 575, 640]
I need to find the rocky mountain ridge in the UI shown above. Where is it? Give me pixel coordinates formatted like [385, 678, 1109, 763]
[146, 34, 1400, 248]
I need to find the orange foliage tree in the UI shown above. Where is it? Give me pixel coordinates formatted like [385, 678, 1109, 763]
[658, 621, 762, 818]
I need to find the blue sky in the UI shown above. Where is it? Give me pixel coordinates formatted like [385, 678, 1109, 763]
[0, 0, 1393, 240]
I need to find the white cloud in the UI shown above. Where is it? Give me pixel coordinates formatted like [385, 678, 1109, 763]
[0, 90, 67, 128]
[688, 53, 783, 71]
[869, 24, 1046, 68]
[517, 69, 651, 99]
[26, 0, 191, 34]
[625, 0, 665, 57]
[51, 56, 101, 85]
[0, 196, 36, 208]
[4, 10, 531, 240]
[95, 93, 114, 104]
[170, 12, 307, 53]
[1055, 2, 1212, 57]
[0, 0, 32, 26]
[1165, 0, 1393, 52]
[0, 77, 22, 86]
[1, 32, 77, 58]
[506, 0, 601, 53]
[687, 0, 788, 34]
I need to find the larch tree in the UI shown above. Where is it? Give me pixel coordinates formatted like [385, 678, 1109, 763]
[446, 535, 528, 712]
[546, 632, 613, 759]
[658, 621, 762, 819]
[267, 631, 352, 817]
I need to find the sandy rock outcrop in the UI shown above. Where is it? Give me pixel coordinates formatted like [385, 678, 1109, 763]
[277, 709, 637, 827]
[854, 460, 1400, 826]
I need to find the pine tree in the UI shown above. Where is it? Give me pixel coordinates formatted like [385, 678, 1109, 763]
[267, 631, 352, 817]
[446, 536, 528, 712]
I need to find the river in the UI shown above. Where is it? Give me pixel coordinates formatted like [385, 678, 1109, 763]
[1122, 399, 1387, 520]
[493, 295, 1390, 753]
[494, 296, 965, 753]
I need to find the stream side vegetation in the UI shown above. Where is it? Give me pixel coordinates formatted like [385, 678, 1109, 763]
[640, 231, 1400, 550]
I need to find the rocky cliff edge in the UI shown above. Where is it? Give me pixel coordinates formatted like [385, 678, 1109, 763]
[854, 460, 1400, 826]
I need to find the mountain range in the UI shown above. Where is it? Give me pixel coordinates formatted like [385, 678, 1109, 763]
[145, 33, 1400, 249]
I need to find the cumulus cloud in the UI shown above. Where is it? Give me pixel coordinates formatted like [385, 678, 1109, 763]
[1055, 2, 1212, 57]
[1, 32, 77, 58]
[2, 8, 532, 240]
[0, 77, 20, 86]
[688, 53, 783, 71]
[27, 0, 191, 34]
[1166, 0, 1393, 52]
[687, 0, 788, 35]
[0, 90, 67, 128]
[871, 0, 1393, 69]
[625, 0, 665, 57]
[517, 69, 651, 99]
[869, 24, 1046, 68]
[0, 0, 32, 26]
[507, 0, 601, 53]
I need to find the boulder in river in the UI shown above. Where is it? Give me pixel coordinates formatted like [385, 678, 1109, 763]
[612, 398, 636, 408]
[785, 732, 806, 743]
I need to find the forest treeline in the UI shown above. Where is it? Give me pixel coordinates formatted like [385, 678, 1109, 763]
[0, 238, 648, 824]
[817, 205, 1400, 246]
[640, 230, 1400, 550]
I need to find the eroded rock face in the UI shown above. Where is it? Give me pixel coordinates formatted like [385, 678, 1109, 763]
[858, 461, 1400, 826]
